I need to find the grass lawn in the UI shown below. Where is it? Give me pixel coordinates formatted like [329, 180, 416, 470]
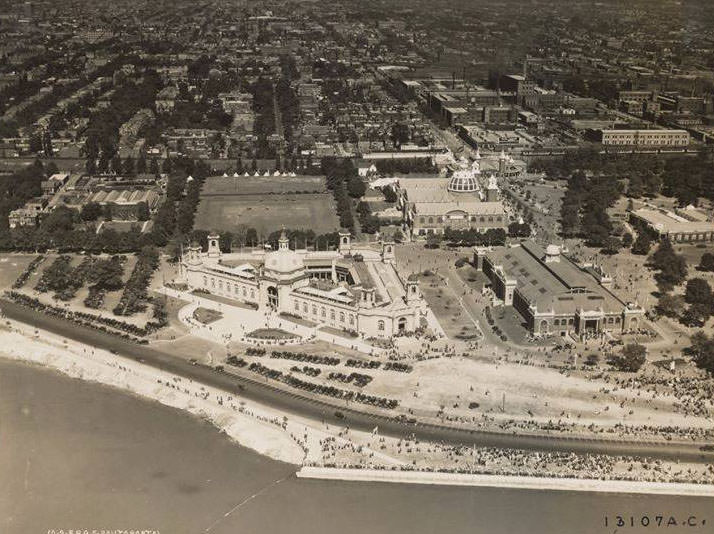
[0, 253, 38, 289]
[191, 290, 258, 310]
[200, 175, 327, 195]
[18, 253, 151, 327]
[193, 307, 223, 325]
[319, 325, 358, 339]
[194, 193, 340, 235]
[246, 328, 298, 340]
[418, 272, 481, 340]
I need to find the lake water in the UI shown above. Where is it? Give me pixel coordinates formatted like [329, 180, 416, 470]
[1, 359, 711, 534]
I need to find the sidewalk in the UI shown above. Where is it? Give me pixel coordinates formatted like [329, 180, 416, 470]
[297, 466, 714, 496]
[158, 287, 384, 355]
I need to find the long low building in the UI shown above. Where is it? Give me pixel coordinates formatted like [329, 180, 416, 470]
[591, 128, 689, 147]
[474, 241, 644, 337]
[629, 207, 714, 243]
[180, 231, 430, 339]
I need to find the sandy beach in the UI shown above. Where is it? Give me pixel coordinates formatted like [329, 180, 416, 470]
[0, 320, 399, 468]
[1, 318, 712, 489]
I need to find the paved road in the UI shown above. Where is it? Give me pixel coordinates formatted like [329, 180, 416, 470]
[2, 298, 713, 464]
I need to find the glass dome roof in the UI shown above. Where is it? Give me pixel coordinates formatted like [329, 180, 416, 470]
[447, 157, 480, 193]
[447, 173, 479, 192]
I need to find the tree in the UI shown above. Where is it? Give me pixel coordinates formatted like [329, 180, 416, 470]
[29, 132, 43, 153]
[346, 174, 366, 198]
[123, 157, 135, 176]
[111, 155, 122, 175]
[697, 252, 714, 272]
[85, 157, 97, 175]
[149, 158, 160, 176]
[610, 343, 647, 372]
[392, 228, 403, 243]
[622, 233, 633, 247]
[652, 239, 687, 291]
[80, 202, 103, 222]
[136, 155, 147, 174]
[656, 293, 684, 318]
[425, 233, 442, 249]
[601, 236, 621, 255]
[390, 122, 410, 147]
[688, 332, 714, 375]
[631, 232, 652, 255]
[684, 278, 712, 306]
[136, 201, 150, 222]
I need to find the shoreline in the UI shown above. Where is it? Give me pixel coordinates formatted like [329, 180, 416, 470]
[1, 320, 713, 492]
[296, 467, 714, 496]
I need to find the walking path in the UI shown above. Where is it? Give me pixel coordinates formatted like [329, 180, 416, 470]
[158, 287, 385, 355]
[297, 467, 714, 496]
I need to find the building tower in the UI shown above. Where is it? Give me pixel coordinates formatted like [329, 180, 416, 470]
[360, 287, 376, 308]
[186, 241, 202, 265]
[405, 274, 421, 303]
[278, 228, 289, 251]
[338, 230, 351, 254]
[498, 150, 507, 176]
[207, 233, 221, 258]
[381, 240, 396, 264]
[486, 175, 499, 202]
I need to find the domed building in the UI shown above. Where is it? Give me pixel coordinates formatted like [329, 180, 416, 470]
[395, 154, 506, 237]
[179, 230, 431, 339]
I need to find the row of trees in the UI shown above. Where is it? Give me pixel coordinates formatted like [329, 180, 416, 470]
[374, 157, 437, 175]
[250, 77, 277, 159]
[322, 158, 362, 231]
[560, 171, 623, 249]
[113, 246, 160, 316]
[438, 227, 507, 247]
[83, 69, 163, 175]
[532, 148, 714, 207]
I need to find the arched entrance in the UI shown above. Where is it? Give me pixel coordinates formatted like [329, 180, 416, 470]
[398, 317, 407, 332]
[629, 317, 638, 330]
[539, 320, 548, 333]
[267, 286, 278, 308]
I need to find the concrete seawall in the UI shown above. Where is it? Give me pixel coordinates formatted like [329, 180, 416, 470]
[297, 467, 714, 496]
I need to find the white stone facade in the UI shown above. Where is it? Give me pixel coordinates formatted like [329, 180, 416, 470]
[180, 232, 430, 339]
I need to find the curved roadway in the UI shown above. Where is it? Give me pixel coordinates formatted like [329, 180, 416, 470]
[2, 298, 712, 464]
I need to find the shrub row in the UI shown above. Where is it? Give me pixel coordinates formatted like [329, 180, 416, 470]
[6, 291, 164, 338]
[113, 247, 159, 316]
[12, 255, 45, 289]
[5, 291, 149, 343]
[35, 255, 73, 294]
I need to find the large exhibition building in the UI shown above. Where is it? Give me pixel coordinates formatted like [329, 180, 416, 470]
[474, 241, 645, 337]
[180, 231, 430, 339]
[396, 155, 508, 237]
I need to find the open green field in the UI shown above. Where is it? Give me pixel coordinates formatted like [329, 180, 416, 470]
[194, 193, 340, 235]
[200, 175, 327, 195]
[0, 254, 38, 289]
